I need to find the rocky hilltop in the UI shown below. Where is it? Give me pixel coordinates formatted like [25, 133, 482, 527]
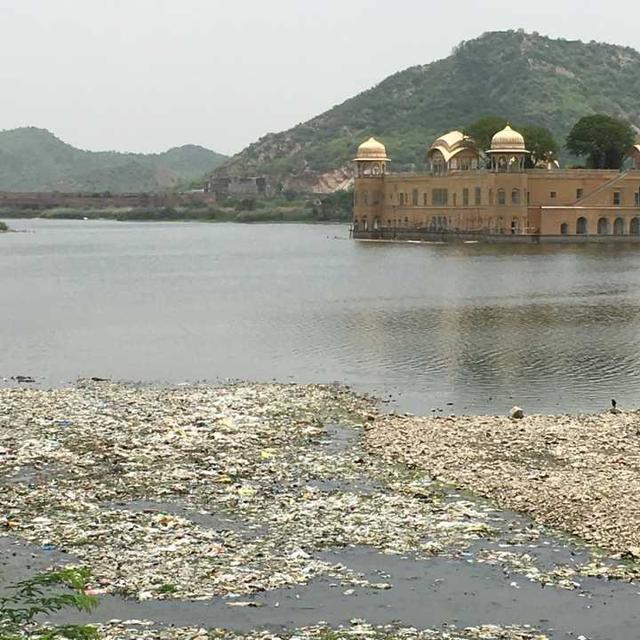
[217, 30, 640, 192]
[0, 127, 227, 193]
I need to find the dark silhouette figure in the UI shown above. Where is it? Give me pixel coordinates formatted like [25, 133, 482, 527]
[612, 399, 617, 409]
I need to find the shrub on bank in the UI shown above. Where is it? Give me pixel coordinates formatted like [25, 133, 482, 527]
[0, 201, 350, 224]
[0, 221, 8, 232]
[0, 206, 46, 218]
[234, 208, 314, 223]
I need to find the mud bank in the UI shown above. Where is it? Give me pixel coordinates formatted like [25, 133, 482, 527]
[366, 409, 640, 558]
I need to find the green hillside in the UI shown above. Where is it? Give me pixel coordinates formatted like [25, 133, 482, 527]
[0, 128, 227, 193]
[218, 30, 640, 184]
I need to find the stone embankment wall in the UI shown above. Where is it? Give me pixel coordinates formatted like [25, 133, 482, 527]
[0, 191, 217, 210]
[352, 228, 640, 244]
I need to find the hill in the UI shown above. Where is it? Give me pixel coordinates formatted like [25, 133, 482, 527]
[217, 30, 640, 192]
[0, 128, 227, 193]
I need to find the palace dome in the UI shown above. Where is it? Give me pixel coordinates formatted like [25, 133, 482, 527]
[428, 130, 477, 162]
[355, 137, 389, 161]
[490, 125, 527, 152]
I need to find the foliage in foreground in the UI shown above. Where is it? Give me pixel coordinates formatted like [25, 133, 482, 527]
[0, 567, 98, 640]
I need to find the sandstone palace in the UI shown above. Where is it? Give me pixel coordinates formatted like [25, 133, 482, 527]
[351, 125, 640, 243]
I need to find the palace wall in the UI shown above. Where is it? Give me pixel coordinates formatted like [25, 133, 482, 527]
[353, 169, 640, 240]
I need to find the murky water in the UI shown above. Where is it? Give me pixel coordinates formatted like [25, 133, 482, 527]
[4, 535, 639, 640]
[2, 219, 640, 414]
[3, 418, 640, 640]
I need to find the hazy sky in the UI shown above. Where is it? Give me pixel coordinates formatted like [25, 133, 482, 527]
[1, 0, 638, 156]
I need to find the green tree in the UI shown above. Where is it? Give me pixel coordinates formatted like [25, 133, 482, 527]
[463, 116, 508, 151]
[566, 114, 635, 169]
[520, 125, 558, 165]
[0, 567, 98, 639]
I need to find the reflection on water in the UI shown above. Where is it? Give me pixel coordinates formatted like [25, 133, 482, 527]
[1, 219, 640, 414]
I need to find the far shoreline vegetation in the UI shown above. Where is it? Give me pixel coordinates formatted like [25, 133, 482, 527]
[0, 191, 352, 224]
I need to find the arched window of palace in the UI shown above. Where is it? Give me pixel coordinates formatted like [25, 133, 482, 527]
[597, 217, 610, 235]
[614, 217, 625, 235]
[363, 218, 368, 231]
[353, 219, 359, 231]
[432, 160, 445, 175]
[576, 217, 588, 235]
[497, 189, 506, 205]
[630, 217, 640, 235]
[560, 223, 568, 235]
[512, 189, 521, 205]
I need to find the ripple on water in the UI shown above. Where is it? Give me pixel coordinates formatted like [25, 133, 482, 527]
[3, 221, 640, 413]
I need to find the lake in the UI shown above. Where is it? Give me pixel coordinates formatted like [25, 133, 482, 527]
[2, 218, 640, 414]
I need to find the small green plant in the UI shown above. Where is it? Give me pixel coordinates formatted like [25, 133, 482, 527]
[157, 583, 177, 595]
[0, 567, 98, 639]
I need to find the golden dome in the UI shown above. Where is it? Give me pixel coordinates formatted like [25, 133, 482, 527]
[354, 137, 389, 161]
[490, 124, 527, 153]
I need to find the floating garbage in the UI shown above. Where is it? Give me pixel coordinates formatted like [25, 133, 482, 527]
[90, 621, 549, 640]
[1, 382, 518, 603]
[0, 381, 629, 639]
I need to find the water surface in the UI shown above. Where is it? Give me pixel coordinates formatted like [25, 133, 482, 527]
[2, 219, 640, 414]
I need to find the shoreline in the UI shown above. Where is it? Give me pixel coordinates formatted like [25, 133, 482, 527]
[0, 211, 349, 224]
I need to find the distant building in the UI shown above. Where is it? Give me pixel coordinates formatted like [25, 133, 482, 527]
[206, 176, 267, 198]
[352, 127, 640, 242]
